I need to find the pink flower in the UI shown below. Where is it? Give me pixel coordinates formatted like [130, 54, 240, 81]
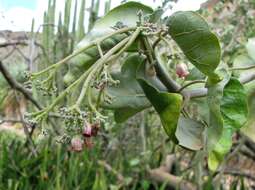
[71, 137, 83, 152]
[82, 122, 92, 137]
[176, 63, 189, 78]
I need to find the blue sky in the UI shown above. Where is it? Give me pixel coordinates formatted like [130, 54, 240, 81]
[1, 0, 36, 9]
[0, 0, 206, 31]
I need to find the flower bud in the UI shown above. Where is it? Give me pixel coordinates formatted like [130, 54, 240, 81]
[176, 63, 189, 78]
[91, 123, 100, 137]
[82, 122, 92, 137]
[71, 137, 83, 152]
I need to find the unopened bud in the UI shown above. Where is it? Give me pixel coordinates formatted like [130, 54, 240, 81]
[82, 122, 92, 137]
[71, 137, 83, 152]
[176, 63, 189, 78]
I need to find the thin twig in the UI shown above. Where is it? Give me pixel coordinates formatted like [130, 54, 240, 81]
[0, 41, 27, 48]
[230, 65, 255, 71]
[178, 80, 205, 92]
[14, 91, 38, 156]
[183, 71, 255, 99]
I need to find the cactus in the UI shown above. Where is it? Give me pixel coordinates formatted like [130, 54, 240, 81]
[77, 0, 86, 41]
[70, 0, 78, 52]
[104, 0, 111, 14]
[88, 0, 95, 31]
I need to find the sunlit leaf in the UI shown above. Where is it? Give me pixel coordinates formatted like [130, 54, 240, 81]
[208, 78, 248, 171]
[246, 38, 255, 61]
[220, 78, 248, 130]
[103, 54, 151, 123]
[64, 2, 153, 84]
[138, 79, 182, 143]
[206, 69, 230, 152]
[168, 11, 221, 83]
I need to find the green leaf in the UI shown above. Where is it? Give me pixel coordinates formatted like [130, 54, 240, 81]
[232, 54, 255, 78]
[241, 80, 255, 141]
[103, 54, 151, 123]
[149, 8, 164, 23]
[138, 79, 182, 143]
[175, 117, 204, 150]
[64, 2, 153, 84]
[246, 38, 255, 61]
[206, 69, 230, 152]
[186, 67, 205, 81]
[220, 78, 248, 130]
[105, 52, 169, 123]
[167, 11, 221, 83]
[92, 169, 107, 190]
[208, 78, 248, 171]
[208, 128, 232, 171]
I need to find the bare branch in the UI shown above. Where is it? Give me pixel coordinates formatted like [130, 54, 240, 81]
[0, 61, 42, 109]
[148, 155, 196, 190]
[0, 41, 27, 48]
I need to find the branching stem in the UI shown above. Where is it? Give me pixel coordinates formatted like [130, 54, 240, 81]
[230, 65, 255, 71]
[75, 37, 131, 107]
[31, 27, 136, 78]
[177, 80, 205, 92]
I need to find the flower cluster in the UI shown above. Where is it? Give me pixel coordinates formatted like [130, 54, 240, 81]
[70, 122, 100, 152]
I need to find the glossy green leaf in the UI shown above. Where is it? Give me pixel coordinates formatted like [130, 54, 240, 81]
[220, 78, 248, 130]
[241, 80, 255, 141]
[208, 128, 232, 171]
[175, 117, 204, 150]
[138, 79, 182, 142]
[64, 2, 153, 84]
[208, 78, 248, 171]
[103, 54, 151, 123]
[167, 11, 221, 83]
[206, 69, 230, 152]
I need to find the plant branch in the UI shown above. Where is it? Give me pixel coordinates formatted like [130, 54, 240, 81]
[177, 80, 205, 92]
[148, 155, 196, 190]
[75, 36, 131, 107]
[184, 71, 255, 99]
[0, 61, 42, 110]
[142, 36, 180, 92]
[31, 27, 137, 77]
[0, 41, 27, 48]
[230, 65, 255, 71]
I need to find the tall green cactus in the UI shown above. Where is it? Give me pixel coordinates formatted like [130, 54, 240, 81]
[71, 0, 78, 51]
[88, 0, 96, 31]
[61, 0, 71, 56]
[77, 0, 86, 41]
[104, 0, 111, 14]
[48, 0, 55, 43]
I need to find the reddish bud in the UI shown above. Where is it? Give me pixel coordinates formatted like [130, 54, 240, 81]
[82, 122, 92, 137]
[176, 63, 189, 78]
[91, 123, 100, 137]
[71, 137, 83, 152]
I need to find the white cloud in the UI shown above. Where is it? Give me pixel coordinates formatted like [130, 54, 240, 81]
[0, 0, 206, 32]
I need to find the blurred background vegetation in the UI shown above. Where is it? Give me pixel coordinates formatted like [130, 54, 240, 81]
[1, 0, 255, 189]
